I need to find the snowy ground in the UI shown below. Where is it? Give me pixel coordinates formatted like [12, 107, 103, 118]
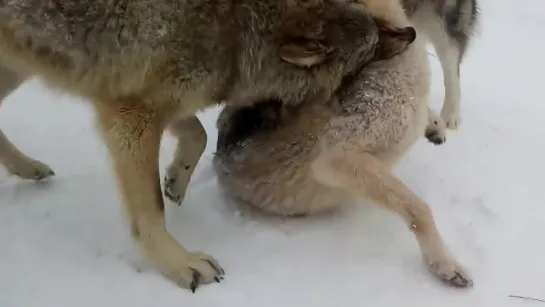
[2, 0, 545, 306]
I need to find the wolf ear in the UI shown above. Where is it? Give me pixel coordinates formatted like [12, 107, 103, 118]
[373, 19, 417, 61]
[279, 38, 334, 68]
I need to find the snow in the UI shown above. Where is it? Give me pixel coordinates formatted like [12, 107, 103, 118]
[1, 0, 545, 306]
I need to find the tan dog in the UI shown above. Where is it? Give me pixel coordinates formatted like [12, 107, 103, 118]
[0, 0, 404, 292]
[214, 0, 472, 288]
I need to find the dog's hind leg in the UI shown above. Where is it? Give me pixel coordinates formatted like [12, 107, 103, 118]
[312, 147, 472, 288]
[419, 0, 479, 130]
[426, 27, 463, 130]
[163, 116, 207, 205]
[0, 65, 54, 180]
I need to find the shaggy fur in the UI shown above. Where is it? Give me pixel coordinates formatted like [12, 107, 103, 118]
[214, 0, 473, 288]
[0, 0, 403, 292]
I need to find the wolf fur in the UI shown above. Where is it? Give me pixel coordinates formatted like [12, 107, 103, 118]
[0, 0, 406, 291]
[402, 0, 479, 129]
[214, 0, 472, 288]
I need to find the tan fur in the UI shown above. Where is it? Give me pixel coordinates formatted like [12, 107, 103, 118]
[214, 0, 471, 288]
[0, 0, 395, 291]
[164, 116, 208, 204]
[0, 65, 54, 180]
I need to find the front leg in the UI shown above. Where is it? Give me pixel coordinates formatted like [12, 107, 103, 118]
[0, 66, 54, 180]
[425, 107, 447, 145]
[164, 116, 207, 205]
[94, 103, 223, 292]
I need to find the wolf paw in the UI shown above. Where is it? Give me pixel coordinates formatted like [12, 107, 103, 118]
[425, 119, 447, 145]
[163, 163, 191, 205]
[7, 159, 55, 181]
[440, 107, 461, 130]
[169, 251, 225, 293]
[427, 258, 473, 288]
[140, 228, 224, 292]
[153, 244, 225, 292]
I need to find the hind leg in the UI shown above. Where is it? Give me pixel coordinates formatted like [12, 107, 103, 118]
[163, 116, 207, 205]
[429, 31, 463, 130]
[312, 147, 472, 287]
[0, 66, 54, 180]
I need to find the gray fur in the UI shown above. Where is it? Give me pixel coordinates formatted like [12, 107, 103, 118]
[401, 0, 479, 128]
[0, 0, 385, 105]
[214, 0, 472, 288]
[402, 0, 479, 57]
[0, 0, 398, 291]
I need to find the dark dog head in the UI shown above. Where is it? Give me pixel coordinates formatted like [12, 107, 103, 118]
[230, 0, 416, 105]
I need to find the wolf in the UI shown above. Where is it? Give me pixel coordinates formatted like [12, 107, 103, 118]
[213, 0, 472, 288]
[0, 0, 405, 292]
[402, 0, 479, 129]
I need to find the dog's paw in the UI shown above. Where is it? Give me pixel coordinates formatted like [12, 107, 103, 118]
[142, 229, 224, 292]
[163, 163, 191, 205]
[427, 258, 473, 288]
[165, 251, 225, 293]
[164, 175, 183, 205]
[425, 119, 447, 145]
[440, 107, 461, 130]
[7, 159, 55, 181]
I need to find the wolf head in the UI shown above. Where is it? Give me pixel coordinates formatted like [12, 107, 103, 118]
[230, 0, 416, 105]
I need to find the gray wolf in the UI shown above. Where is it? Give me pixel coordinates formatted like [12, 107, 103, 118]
[402, 0, 480, 129]
[0, 0, 398, 292]
[213, 0, 473, 288]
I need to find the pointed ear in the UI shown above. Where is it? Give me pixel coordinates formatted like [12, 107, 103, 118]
[373, 19, 417, 62]
[279, 38, 334, 68]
